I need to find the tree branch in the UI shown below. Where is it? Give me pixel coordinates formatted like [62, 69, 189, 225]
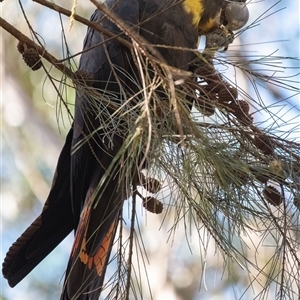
[32, 0, 132, 50]
[0, 17, 73, 77]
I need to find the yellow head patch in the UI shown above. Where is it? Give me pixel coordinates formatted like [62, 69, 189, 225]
[182, 0, 204, 27]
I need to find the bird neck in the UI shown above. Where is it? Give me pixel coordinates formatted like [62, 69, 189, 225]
[182, 0, 204, 27]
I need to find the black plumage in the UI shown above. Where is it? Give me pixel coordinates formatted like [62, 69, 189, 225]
[3, 0, 226, 299]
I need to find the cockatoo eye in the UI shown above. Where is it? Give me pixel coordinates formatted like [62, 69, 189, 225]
[224, 2, 249, 31]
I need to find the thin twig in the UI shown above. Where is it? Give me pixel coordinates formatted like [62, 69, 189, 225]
[125, 184, 137, 300]
[32, 0, 133, 50]
[0, 17, 73, 77]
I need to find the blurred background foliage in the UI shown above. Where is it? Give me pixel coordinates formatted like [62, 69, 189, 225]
[1, 0, 299, 299]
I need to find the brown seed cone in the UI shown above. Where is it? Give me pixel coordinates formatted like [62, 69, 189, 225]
[263, 185, 282, 206]
[22, 48, 42, 71]
[74, 70, 94, 86]
[239, 114, 253, 126]
[17, 41, 25, 54]
[195, 65, 222, 85]
[230, 100, 250, 117]
[225, 100, 253, 125]
[237, 100, 250, 115]
[293, 197, 300, 210]
[143, 197, 163, 214]
[204, 81, 224, 93]
[218, 85, 238, 103]
[139, 173, 161, 194]
[254, 134, 274, 155]
[204, 91, 217, 101]
[195, 96, 215, 116]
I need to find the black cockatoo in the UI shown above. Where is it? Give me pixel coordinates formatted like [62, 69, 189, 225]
[3, 0, 248, 298]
